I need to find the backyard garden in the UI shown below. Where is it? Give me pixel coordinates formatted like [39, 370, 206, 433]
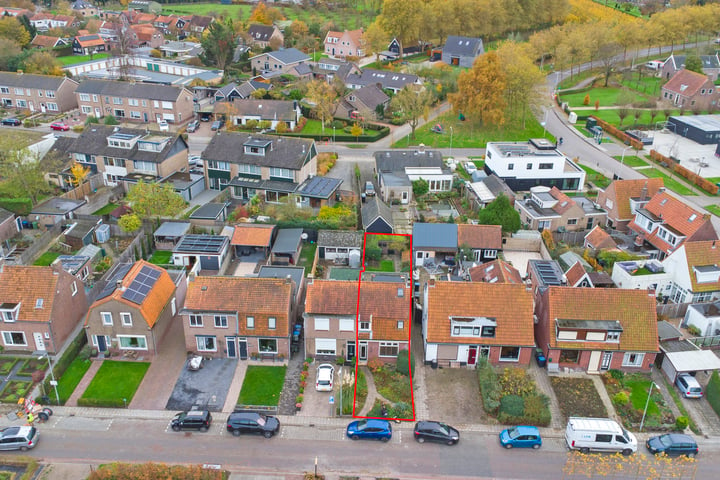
[550, 376, 607, 421]
[602, 370, 677, 431]
[0, 356, 48, 404]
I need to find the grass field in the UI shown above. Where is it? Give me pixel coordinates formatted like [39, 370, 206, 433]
[704, 204, 720, 217]
[618, 73, 663, 96]
[613, 155, 648, 168]
[643, 168, 698, 196]
[92, 203, 119, 216]
[583, 108, 680, 128]
[559, 88, 649, 109]
[237, 366, 287, 406]
[366, 260, 394, 272]
[55, 357, 92, 405]
[301, 119, 383, 139]
[392, 112, 549, 149]
[33, 251, 61, 266]
[81, 361, 150, 404]
[148, 250, 173, 266]
[57, 53, 110, 66]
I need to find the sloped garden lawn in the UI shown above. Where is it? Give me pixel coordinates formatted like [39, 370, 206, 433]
[550, 377, 607, 421]
[478, 360, 551, 426]
[603, 371, 675, 431]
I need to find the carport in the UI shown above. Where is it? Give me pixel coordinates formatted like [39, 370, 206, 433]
[661, 350, 720, 383]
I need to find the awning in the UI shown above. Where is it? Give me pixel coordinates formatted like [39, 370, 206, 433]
[665, 350, 720, 373]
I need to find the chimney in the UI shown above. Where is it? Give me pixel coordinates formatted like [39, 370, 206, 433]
[640, 181, 648, 201]
[116, 279, 123, 289]
[418, 143, 425, 154]
[286, 274, 292, 284]
[428, 278, 435, 287]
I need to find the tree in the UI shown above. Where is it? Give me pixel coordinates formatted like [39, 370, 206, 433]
[390, 85, 433, 139]
[684, 54, 703, 74]
[450, 51, 506, 127]
[597, 41, 622, 87]
[477, 194, 520, 234]
[0, 38, 22, 71]
[495, 41, 544, 128]
[412, 178, 429, 198]
[248, 2, 284, 25]
[200, 19, 235, 71]
[118, 213, 142, 233]
[305, 80, 337, 131]
[69, 162, 90, 187]
[350, 123, 363, 141]
[0, 133, 55, 205]
[362, 20, 389, 65]
[0, 17, 30, 47]
[125, 181, 186, 218]
[378, 0, 421, 59]
[21, 51, 63, 76]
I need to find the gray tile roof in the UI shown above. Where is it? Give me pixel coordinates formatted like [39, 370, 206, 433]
[345, 68, 419, 91]
[375, 149, 444, 172]
[248, 24, 276, 42]
[412, 223, 457, 250]
[318, 230, 363, 248]
[670, 54, 720, 69]
[216, 82, 238, 98]
[253, 48, 310, 65]
[189, 203, 227, 220]
[257, 265, 304, 300]
[361, 196, 393, 231]
[225, 99, 298, 121]
[442, 35, 484, 57]
[346, 84, 389, 111]
[31, 197, 86, 215]
[153, 221, 191, 238]
[202, 132, 315, 170]
[68, 125, 187, 164]
[293, 63, 313, 76]
[313, 59, 359, 82]
[0, 72, 75, 91]
[296, 175, 342, 199]
[272, 228, 303, 254]
[76, 79, 188, 102]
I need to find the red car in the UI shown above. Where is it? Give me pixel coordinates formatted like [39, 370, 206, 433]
[50, 122, 69, 131]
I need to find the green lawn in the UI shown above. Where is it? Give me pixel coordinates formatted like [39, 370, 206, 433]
[148, 250, 173, 266]
[237, 366, 287, 407]
[80, 360, 150, 404]
[57, 53, 110, 66]
[580, 165, 611, 189]
[559, 87, 649, 109]
[618, 74, 663, 97]
[585, 108, 679, 128]
[92, 203, 119, 216]
[299, 119, 383, 140]
[705, 177, 720, 185]
[298, 242, 317, 272]
[705, 204, 720, 217]
[624, 376, 659, 416]
[34, 251, 61, 266]
[613, 155, 648, 168]
[366, 260, 394, 272]
[55, 357, 92, 405]
[393, 112, 549, 149]
[643, 169, 698, 196]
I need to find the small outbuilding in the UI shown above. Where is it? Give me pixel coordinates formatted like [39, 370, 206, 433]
[361, 197, 394, 234]
[153, 222, 191, 250]
[271, 228, 304, 266]
[231, 224, 276, 257]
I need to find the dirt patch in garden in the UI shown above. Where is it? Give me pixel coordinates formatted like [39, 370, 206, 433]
[424, 368, 489, 424]
[550, 377, 607, 422]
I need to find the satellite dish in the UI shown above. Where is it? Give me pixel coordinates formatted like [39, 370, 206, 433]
[301, 233, 308, 240]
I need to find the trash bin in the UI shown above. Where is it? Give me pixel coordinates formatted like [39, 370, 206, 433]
[431, 360, 438, 369]
[535, 348, 547, 367]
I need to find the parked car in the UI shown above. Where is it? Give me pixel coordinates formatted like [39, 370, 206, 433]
[186, 120, 200, 132]
[200, 113, 211, 122]
[0, 426, 38, 451]
[158, 120, 169, 131]
[50, 122, 69, 131]
[189, 155, 203, 167]
[364, 181, 375, 196]
[464, 161, 478, 174]
[499, 426, 542, 449]
[315, 363, 334, 392]
[211, 120, 225, 131]
[413, 421, 460, 445]
[226, 412, 280, 438]
[346, 419, 392, 442]
[170, 410, 212, 432]
[646, 433, 698, 457]
[2, 117, 21, 126]
[675, 373, 703, 398]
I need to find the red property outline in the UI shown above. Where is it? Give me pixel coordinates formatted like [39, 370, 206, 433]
[352, 232, 415, 422]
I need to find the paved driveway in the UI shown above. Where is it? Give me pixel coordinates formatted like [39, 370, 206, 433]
[165, 358, 238, 412]
[297, 362, 339, 418]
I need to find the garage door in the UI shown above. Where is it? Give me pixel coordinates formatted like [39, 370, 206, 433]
[199, 255, 219, 270]
[315, 338, 336, 355]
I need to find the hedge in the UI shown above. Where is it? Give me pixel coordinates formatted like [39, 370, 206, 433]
[589, 115, 644, 150]
[275, 126, 390, 143]
[706, 371, 720, 418]
[649, 149, 719, 195]
[477, 358, 501, 414]
[0, 197, 33, 215]
[76, 397, 126, 408]
[42, 328, 87, 405]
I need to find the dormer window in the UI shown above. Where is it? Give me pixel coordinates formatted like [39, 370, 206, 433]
[450, 316, 496, 337]
[0, 303, 20, 322]
[606, 330, 621, 342]
[694, 265, 720, 284]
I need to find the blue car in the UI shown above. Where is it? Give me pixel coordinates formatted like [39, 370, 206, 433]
[346, 419, 392, 442]
[499, 426, 542, 449]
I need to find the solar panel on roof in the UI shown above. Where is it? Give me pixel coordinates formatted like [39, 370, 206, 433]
[122, 265, 161, 304]
[96, 264, 133, 300]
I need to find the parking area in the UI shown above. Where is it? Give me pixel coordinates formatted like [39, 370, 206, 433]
[297, 362, 339, 417]
[165, 358, 238, 412]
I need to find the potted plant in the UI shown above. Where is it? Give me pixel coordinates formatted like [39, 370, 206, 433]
[303, 361, 310, 371]
[295, 402, 303, 412]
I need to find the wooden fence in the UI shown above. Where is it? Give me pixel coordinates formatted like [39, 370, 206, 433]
[648, 150, 719, 195]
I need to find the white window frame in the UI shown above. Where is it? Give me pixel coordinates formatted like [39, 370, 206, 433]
[258, 338, 277, 353]
[1, 304, 20, 322]
[117, 335, 148, 350]
[379, 341, 399, 357]
[101, 312, 113, 326]
[359, 320, 371, 331]
[314, 317, 330, 331]
[2, 331, 27, 346]
[120, 312, 132, 327]
[268, 317, 276, 330]
[196, 335, 217, 352]
[79, 93, 91, 101]
[214, 315, 228, 328]
[622, 352, 644, 367]
[499, 346, 520, 362]
[338, 318, 354, 332]
[189, 314, 203, 327]
[247, 316, 254, 329]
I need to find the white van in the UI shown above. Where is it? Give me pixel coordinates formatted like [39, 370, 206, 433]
[645, 60, 664, 71]
[565, 417, 637, 455]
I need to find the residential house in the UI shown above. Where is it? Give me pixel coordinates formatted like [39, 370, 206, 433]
[181, 276, 294, 359]
[64, 125, 189, 187]
[375, 148, 451, 205]
[0, 72, 79, 113]
[214, 80, 271, 102]
[30, 35, 68, 49]
[129, 1, 162, 14]
[662, 53, 720, 81]
[161, 171, 206, 202]
[484, 139, 586, 192]
[30, 197, 86, 228]
[324, 29, 364, 59]
[72, 1, 99, 17]
[597, 178, 665, 232]
[684, 301, 720, 337]
[627, 191, 717, 259]
[386, 38, 430, 58]
[413, 223, 457, 267]
[661, 69, 719, 111]
[72, 34, 108, 55]
[423, 281, 534, 367]
[153, 15, 174, 34]
[98, 21, 122, 43]
[361, 197, 394, 234]
[85, 261, 183, 355]
[311, 57, 361, 85]
[0, 265, 87, 354]
[457, 224, 502, 263]
[153, 221, 191, 250]
[584, 225, 618, 251]
[220, 99, 302, 131]
[515, 186, 607, 232]
[257, 265, 306, 325]
[133, 12, 158, 25]
[159, 40, 203, 58]
[230, 224, 276, 258]
[30, 13, 78, 32]
[201, 132, 317, 201]
[172, 234, 232, 275]
[317, 230, 363, 264]
[130, 23, 164, 48]
[345, 68, 421, 94]
[441, 35, 484, 68]
[189, 15, 213, 35]
[250, 48, 310, 78]
[304, 279, 410, 363]
[0, 7, 32, 18]
[465, 174, 515, 212]
[467, 259, 522, 284]
[247, 24, 284, 49]
[0, 208, 19, 245]
[535, 287, 659, 373]
[335, 84, 389, 121]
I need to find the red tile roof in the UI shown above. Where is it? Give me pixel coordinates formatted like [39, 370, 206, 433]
[457, 224, 502, 250]
[468, 259, 522, 284]
[663, 69, 711, 97]
[0, 266, 62, 323]
[550, 186, 575, 215]
[604, 178, 664, 221]
[425, 282, 534, 346]
[31, 35, 62, 48]
[682, 241, 720, 293]
[544, 287, 658, 352]
[231, 224, 275, 247]
[565, 261, 588, 287]
[584, 225, 617, 250]
[305, 280, 358, 316]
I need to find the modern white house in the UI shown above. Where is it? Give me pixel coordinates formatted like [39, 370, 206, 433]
[484, 139, 586, 192]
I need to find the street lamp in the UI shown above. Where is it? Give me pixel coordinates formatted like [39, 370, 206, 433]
[333, 126, 336, 144]
[620, 146, 633, 166]
[639, 382, 658, 432]
[449, 126, 454, 159]
[542, 109, 548, 137]
[38, 353, 60, 406]
[338, 367, 342, 417]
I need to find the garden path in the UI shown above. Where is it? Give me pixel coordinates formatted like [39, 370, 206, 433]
[357, 366, 393, 417]
[590, 374, 619, 422]
[276, 348, 304, 416]
[65, 359, 102, 407]
[527, 362, 565, 429]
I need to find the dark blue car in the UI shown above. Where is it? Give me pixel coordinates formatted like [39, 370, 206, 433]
[346, 419, 392, 442]
[499, 426, 542, 449]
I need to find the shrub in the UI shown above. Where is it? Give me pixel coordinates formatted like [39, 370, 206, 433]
[675, 416, 689, 431]
[395, 349, 414, 378]
[687, 325, 701, 336]
[367, 358, 384, 372]
[523, 394, 552, 427]
[583, 94, 590, 105]
[389, 401, 412, 419]
[499, 368, 536, 397]
[296, 395, 304, 404]
[609, 369, 624, 381]
[477, 358, 501, 414]
[613, 391, 630, 406]
[498, 394, 525, 423]
[706, 371, 720, 418]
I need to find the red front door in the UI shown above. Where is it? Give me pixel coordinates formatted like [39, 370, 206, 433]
[468, 346, 478, 365]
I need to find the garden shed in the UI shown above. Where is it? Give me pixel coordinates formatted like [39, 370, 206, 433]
[153, 222, 191, 250]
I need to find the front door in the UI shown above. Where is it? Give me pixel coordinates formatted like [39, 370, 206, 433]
[346, 341, 356, 361]
[359, 341, 368, 361]
[96, 335, 107, 352]
[143, 112, 148, 122]
[601, 352, 613, 371]
[588, 351, 602, 373]
[95, 107, 101, 118]
[33, 333, 46, 351]
[238, 339, 248, 360]
[401, 191, 408, 204]
[468, 346, 478, 365]
[226, 337, 236, 358]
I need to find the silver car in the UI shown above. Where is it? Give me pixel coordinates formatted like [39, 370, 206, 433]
[676, 373, 703, 398]
[0, 426, 38, 451]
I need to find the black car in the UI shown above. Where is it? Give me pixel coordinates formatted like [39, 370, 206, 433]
[646, 433, 698, 457]
[171, 410, 212, 432]
[2, 118, 21, 126]
[226, 411, 280, 438]
[413, 421, 460, 445]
